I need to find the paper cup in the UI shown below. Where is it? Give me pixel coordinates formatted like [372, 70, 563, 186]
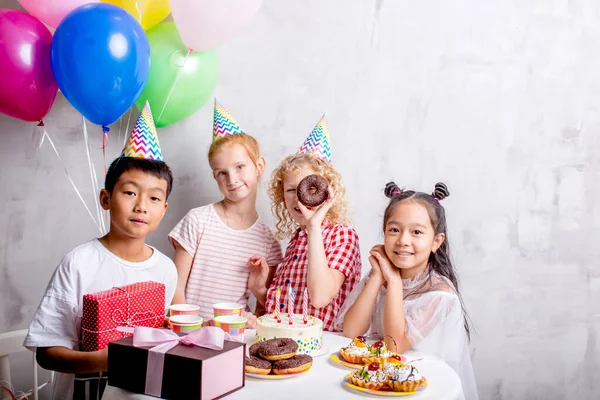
[214, 315, 246, 342]
[213, 302, 243, 318]
[169, 315, 203, 334]
[169, 303, 201, 317]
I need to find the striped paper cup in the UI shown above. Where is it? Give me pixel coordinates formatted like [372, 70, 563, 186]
[214, 315, 246, 342]
[169, 303, 200, 317]
[213, 302, 243, 318]
[169, 314, 203, 334]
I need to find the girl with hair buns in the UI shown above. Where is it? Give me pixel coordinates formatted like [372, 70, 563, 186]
[336, 182, 478, 399]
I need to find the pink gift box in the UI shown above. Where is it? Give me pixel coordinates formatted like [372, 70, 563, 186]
[108, 332, 245, 399]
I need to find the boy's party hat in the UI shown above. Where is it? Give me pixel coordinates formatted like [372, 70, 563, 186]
[298, 113, 331, 162]
[213, 99, 244, 141]
[120, 101, 163, 161]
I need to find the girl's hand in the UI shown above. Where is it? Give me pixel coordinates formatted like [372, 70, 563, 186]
[242, 311, 258, 329]
[368, 252, 384, 284]
[202, 319, 216, 327]
[298, 186, 336, 230]
[370, 245, 401, 284]
[246, 256, 269, 297]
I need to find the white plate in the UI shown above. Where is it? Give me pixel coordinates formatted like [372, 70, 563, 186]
[246, 369, 310, 380]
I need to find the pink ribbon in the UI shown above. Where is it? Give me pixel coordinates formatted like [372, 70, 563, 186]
[132, 326, 227, 397]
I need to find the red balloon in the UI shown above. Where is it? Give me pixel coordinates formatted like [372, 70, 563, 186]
[0, 9, 58, 122]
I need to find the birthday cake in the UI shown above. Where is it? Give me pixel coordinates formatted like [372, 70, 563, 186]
[255, 314, 323, 355]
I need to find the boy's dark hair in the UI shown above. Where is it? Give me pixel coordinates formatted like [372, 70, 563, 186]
[105, 157, 173, 199]
[383, 181, 471, 340]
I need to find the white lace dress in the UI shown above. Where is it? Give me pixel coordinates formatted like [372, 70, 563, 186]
[334, 270, 479, 400]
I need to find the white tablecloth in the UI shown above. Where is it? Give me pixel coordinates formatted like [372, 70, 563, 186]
[103, 330, 464, 399]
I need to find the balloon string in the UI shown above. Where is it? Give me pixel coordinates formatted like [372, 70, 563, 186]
[102, 129, 108, 176]
[117, 113, 123, 155]
[83, 118, 108, 234]
[101, 128, 109, 229]
[117, 108, 132, 158]
[139, 0, 143, 26]
[39, 124, 102, 234]
[157, 49, 193, 124]
[98, 126, 110, 230]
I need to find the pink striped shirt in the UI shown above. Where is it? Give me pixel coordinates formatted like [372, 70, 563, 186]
[168, 204, 283, 320]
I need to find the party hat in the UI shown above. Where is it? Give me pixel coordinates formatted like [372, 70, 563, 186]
[298, 113, 331, 162]
[120, 101, 163, 161]
[213, 99, 244, 141]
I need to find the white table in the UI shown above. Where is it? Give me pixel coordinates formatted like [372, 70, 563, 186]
[104, 330, 464, 399]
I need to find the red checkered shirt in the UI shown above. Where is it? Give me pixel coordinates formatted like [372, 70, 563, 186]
[265, 224, 362, 331]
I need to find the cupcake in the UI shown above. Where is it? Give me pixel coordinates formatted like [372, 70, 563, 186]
[339, 336, 371, 364]
[349, 362, 388, 391]
[387, 364, 427, 392]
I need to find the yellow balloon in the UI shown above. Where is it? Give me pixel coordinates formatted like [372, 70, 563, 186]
[101, 0, 170, 30]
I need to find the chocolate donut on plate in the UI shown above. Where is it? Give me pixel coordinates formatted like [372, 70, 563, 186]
[245, 355, 272, 375]
[248, 341, 267, 357]
[272, 354, 313, 375]
[297, 174, 329, 207]
[258, 338, 298, 361]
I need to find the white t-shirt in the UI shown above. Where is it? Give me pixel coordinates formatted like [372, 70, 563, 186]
[23, 239, 177, 400]
[168, 204, 283, 320]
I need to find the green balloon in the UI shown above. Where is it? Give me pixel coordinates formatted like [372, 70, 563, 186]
[135, 22, 218, 128]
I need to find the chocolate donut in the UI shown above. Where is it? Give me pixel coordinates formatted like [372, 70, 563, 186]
[258, 338, 298, 361]
[272, 354, 313, 375]
[297, 174, 329, 207]
[245, 355, 272, 375]
[248, 342, 266, 357]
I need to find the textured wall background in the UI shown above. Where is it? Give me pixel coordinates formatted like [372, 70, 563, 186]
[1, 0, 599, 398]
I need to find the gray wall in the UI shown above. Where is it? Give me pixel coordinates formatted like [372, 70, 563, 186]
[1, 0, 599, 399]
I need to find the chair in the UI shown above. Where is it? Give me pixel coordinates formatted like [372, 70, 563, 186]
[0, 329, 54, 400]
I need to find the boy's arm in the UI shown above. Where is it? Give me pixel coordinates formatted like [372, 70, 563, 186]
[172, 243, 194, 304]
[36, 346, 108, 374]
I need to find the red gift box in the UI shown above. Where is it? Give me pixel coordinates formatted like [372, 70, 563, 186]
[80, 281, 165, 351]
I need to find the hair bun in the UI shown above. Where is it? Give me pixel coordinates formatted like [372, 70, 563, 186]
[384, 182, 402, 198]
[432, 182, 450, 200]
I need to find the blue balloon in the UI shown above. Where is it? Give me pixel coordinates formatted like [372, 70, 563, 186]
[51, 3, 150, 129]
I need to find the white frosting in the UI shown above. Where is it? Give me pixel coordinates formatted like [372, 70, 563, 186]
[370, 349, 392, 358]
[357, 367, 388, 383]
[256, 313, 323, 354]
[343, 343, 370, 355]
[258, 314, 320, 327]
[388, 365, 422, 382]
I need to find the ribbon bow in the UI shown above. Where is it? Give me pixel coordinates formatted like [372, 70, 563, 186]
[132, 326, 228, 396]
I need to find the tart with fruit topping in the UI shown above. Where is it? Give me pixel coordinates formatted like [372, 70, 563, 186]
[362, 340, 394, 365]
[386, 364, 427, 392]
[349, 362, 388, 390]
[382, 354, 408, 375]
[339, 335, 371, 364]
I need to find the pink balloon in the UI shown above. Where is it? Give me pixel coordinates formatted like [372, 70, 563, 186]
[170, 0, 263, 51]
[0, 9, 58, 122]
[18, 0, 99, 29]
